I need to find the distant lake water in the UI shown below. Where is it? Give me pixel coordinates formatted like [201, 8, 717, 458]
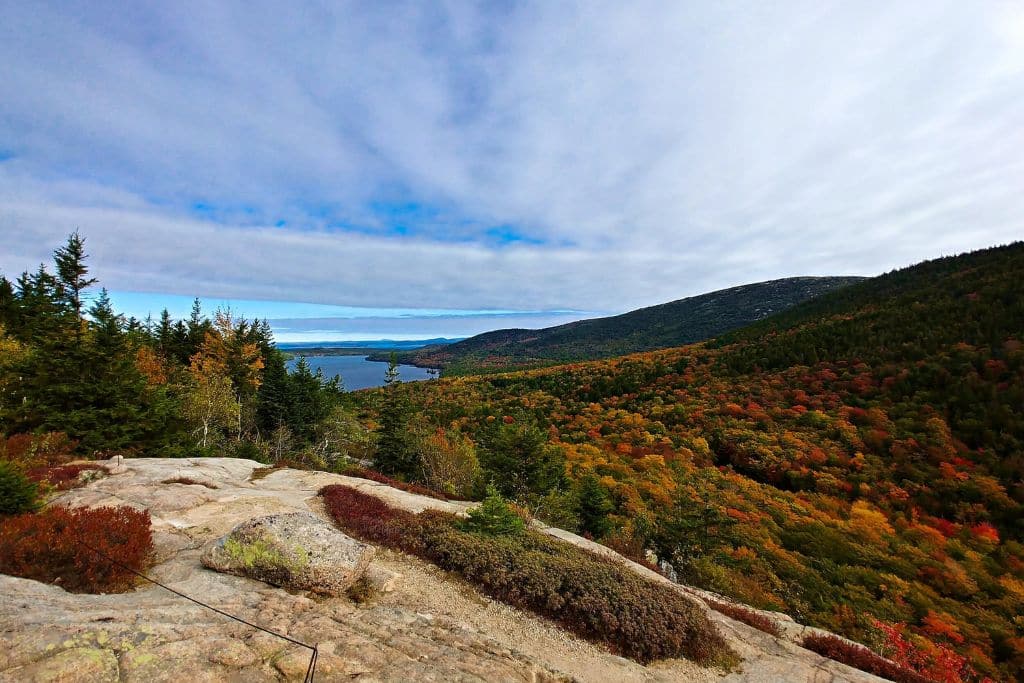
[286, 355, 433, 391]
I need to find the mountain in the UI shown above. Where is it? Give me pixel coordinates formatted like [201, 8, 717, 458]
[375, 276, 864, 374]
[375, 242, 1024, 680]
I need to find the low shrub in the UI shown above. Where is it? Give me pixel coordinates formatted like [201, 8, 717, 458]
[601, 527, 665, 576]
[338, 463, 453, 500]
[801, 633, 932, 683]
[704, 598, 782, 637]
[0, 460, 39, 515]
[162, 476, 218, 489]
[28, 463, 105, 491]
[0, 505, 153, 593]
[345, 575, 377, 604]
[0, 432, 77, 468]
[320, 484, 733, 666]
[320, 484, 424, 554]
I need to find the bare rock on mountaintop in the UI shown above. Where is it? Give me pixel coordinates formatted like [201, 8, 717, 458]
[0, 457, 886, 682]
[201, 512, 374, 596]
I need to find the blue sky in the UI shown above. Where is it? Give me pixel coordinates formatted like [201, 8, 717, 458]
[1, 1, 1022, 340]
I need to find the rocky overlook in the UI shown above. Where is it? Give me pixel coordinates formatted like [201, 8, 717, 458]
[0, 458, 886, 682]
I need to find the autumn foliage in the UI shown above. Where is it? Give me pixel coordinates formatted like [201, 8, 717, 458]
[801, 633, 933, 683]
[358, 243, 1024, 681]
[0, 505, 153, 593]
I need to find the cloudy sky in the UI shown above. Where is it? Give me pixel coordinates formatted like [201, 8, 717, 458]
[2, 1, 1022, 341]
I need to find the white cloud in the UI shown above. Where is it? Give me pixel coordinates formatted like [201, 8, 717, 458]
[0, 1, 1022, 316]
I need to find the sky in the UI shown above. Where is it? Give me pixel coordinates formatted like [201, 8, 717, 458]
[1, 1, 1022, 342]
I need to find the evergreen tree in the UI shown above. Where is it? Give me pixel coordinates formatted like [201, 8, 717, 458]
[375, 354, 418, 478]
[53, 230, 97, 324]
[0, 276, 16, 331]
[477, 417, 566, 500]
[156, 309, 173, 356]
[256, 348, 291, 433]
[461, 484, 526, 536]
[285, 356, 339, 442]
[2, 245, 171, 453]
[575, 473, 613, 538]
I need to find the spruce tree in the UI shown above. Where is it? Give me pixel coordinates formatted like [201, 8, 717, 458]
[375, 353, 417, 478]
[576, 473, 613, 538]
[53, 231, 97, 329]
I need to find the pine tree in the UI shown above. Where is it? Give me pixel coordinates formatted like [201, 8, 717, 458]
[376, 354, 417, 478]
[53, 231, 97, 328]
[477, 418, 566, 499]
[156, 309, 173, 356]
[461, 484, 526, 536]
[256, 348, 291, 433]
[576, 473, 613, 538]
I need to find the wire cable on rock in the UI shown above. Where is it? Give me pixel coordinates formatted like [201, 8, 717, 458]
[76, 536, 318, 682]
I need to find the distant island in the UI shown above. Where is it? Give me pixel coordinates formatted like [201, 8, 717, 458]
[279, 338, 463, 360]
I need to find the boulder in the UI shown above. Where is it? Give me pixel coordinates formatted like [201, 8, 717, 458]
[201, 512, 374, 595]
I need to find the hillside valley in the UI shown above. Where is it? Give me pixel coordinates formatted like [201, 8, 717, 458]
[354, 242, 1024, 681]
[371, 277, 864, 374]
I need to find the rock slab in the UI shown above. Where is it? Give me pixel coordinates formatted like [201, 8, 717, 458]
[201, 511, 373, 595]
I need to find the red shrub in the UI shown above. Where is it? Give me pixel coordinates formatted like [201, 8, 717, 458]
[339, 465, 453, 500]
[801, 633, 932, 683]
[705, 598, 782, 637]
[27, 463, 105, 490]
[0, 432, 78, 468]
[602, 528, 665, 576]
[320, 484, 424, 553]
[0, 505, 153, 593]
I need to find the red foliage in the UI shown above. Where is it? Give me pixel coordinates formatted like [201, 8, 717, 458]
[0, 432, 78, 467]
[705, 598, 782, 637]
[320, 484, 731, 665]
[26, 463, 105, 490]
[0, 505, 153, 593]
[875, 620, 978, 683]
[319, 484, 423, 553]
[801, 633, 932, 683]
[969, 523, 999, 544]
[341, 465, 453, 500]
[602, 528, 665, 575]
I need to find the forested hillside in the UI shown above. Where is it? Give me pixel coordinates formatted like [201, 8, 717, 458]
[375, 276, 863, 374]
[356, 242, 1024, 681]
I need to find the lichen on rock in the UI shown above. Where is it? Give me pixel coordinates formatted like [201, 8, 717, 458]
[201, 511, 373, 595]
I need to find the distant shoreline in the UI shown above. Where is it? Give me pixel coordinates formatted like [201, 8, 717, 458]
[278, 339, 460, 364]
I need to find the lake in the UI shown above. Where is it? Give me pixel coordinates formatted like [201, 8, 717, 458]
[286, 354, 434, 391]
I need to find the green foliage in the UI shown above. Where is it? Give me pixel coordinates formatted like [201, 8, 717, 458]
[575, 473, 613, 538]
[0, 232, 347, 463]
[0, 460, 39, 515]
[477, 417, 566, 499]
[374, 369, 419, 479]
[461, 485, 526, 536]
[223, 535, 308, 576]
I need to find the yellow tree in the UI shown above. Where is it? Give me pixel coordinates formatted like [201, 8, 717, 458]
[182, 361, 239, 450]
[187, 308, 264, 440]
